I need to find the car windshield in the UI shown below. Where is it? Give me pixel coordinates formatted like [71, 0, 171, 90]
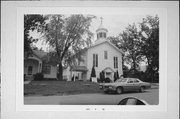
[115, 78, 127, 83]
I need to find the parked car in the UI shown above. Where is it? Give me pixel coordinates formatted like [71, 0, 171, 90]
[99, 78, 151, 94]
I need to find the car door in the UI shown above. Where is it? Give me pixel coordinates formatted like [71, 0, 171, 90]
[124, 78, 135, 91]
[133, 79, 141, 91]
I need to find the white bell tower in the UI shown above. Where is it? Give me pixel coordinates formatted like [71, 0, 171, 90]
[95, 17, 108, 44]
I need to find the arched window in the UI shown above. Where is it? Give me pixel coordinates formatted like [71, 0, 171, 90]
[97, 34, 99, 39]
[104, 32, 106, 38]
[99, 32, 103, 38]
[28, 66, 33, 75]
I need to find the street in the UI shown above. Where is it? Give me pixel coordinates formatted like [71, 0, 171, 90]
[24, 88, 158, 105]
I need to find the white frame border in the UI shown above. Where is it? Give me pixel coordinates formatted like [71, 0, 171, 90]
[16, 6, 167, 112]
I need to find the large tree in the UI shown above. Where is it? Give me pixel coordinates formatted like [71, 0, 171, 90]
[109, 15, 159, 82]
[24, 15, 46, 57]
[109, 23, 143, 72]
[139, 15, 159, 82]
[44, 15, 94, 80]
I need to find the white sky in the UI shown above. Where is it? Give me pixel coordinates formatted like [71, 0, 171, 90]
[31, 14, 156, 52]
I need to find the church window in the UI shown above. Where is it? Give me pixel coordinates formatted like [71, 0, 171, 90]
[93, 54, 98, 67]
[99, 32, 103, 38]
[114, 57, 118, 68]
[104, 51, 108, 59]
[104, 33, 106, 38]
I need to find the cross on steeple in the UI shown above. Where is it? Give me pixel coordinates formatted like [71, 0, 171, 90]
[100, 17, 103, 25]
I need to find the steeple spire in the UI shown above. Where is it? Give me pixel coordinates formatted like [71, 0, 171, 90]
[100, 17, 103, 25]
[96, 17, 108, 42]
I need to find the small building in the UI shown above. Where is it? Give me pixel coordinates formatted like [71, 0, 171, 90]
[24, 50, 57, 80]
[63, 20, 124, 82]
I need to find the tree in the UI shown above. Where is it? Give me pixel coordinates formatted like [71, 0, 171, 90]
[114, 72, 117, 82]
[139, 15, 159, 82]
[109, 15, 159, 82]
[120, 23, 143, 72]
[44, 15, 95, 80]
[116, 70, 120, 79]
[24, 15, 46, 57]
[90, 65, 96, 78]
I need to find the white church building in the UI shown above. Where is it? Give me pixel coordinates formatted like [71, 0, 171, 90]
[63, 21, 124, 82]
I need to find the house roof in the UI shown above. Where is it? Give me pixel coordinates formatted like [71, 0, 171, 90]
[32, 50, 48, 59]
[71, 66, 88, 72]
[30, 50, 57, 66]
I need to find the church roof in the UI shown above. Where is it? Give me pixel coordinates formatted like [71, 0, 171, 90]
[88, 40, 124, 54]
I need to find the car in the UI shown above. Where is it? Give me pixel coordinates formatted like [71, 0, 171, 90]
[118, 97, 149, 105]
[99, 78, 151, 94]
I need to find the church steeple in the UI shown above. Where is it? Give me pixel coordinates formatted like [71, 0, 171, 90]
[96, 17, 108, 41]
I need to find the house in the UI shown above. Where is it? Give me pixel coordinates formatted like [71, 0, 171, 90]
[24, 50, 57, 80]
[63, 21, 124, 82]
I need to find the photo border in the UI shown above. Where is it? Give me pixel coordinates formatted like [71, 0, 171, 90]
[16, 6, 166, 111]
[1, 1, 179, 119]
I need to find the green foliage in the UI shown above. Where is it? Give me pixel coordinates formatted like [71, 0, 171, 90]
[91, 66, 96, 78]
[24, 15, 46, 57]
[99, 71, 105, 82]
[109, 15, 159, 82]
[43, 15, 95, 80]
[114, 70, 120, 82]
[139, 15, 159, 82]
[34, 73, 44, 81]
[114, 72, 117, 82]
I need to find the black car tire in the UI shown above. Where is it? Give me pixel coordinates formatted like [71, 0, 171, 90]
[104, 91, 109, 94]
[116, 87, 123, 94]
[139, 86, 145, 92]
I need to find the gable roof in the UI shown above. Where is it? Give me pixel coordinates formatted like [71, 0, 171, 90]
[88, 40, 124, 54]
[28, 50, 57, 66]
[32, 50, 48, 59]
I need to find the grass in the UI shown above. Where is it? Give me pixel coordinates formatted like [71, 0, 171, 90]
[24, 81, 103, 96]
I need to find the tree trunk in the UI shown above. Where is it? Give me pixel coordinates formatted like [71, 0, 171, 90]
[58, 62, 63, 80]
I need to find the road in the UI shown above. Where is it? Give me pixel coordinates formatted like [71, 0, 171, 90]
[24, 89, 158, 105]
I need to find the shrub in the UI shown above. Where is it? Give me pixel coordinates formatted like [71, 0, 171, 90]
[24, 74, 27, 81]
[104, 77, 111, 83]
[90, 66, 96, 78]
[34, 73, 44, 81]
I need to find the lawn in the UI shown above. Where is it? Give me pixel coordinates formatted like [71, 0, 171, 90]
[24, 81, 103, 96]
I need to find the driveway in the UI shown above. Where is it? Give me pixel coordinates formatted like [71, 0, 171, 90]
[24, 88, 159, 105]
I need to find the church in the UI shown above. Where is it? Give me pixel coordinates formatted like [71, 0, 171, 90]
[24, 19, 124, 82]
[63, 20, 124, 82]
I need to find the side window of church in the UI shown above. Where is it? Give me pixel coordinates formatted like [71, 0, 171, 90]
[42, 64, 51, 74]
[104, 51, 108, 59]
[104, 32, 106, 38]
[114, 57, 118, 68]
[100, 32, 103, 38]
[93, 54, 98, 67]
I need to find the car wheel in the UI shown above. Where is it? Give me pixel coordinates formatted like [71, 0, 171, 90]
[139, 86, 145, 92]
[104, 91, 109, 94]
[116, 87, 123, 94]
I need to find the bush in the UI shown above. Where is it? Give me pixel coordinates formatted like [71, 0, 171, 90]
[24, 74, 27, 81]
[34, 73, 44, 81]
[90, 66, 96, 78]
[104, 77, 111, 83]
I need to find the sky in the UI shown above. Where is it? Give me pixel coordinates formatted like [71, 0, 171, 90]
[30, 14, 157, 70]
[31, 14, 156, 52]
